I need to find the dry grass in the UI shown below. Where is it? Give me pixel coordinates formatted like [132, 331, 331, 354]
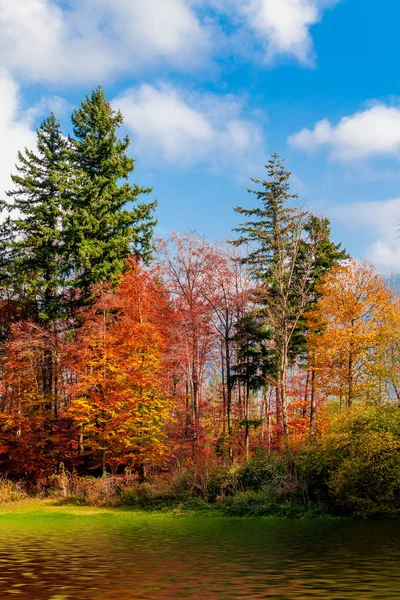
[0, 478, 28, 504]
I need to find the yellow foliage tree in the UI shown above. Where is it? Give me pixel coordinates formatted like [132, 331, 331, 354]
[307, 260, 399, 408]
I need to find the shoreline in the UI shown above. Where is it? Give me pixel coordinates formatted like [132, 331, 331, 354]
[0, 498, 346, 520]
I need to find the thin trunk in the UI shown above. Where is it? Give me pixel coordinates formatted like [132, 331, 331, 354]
[220, 342, 226, 437]
[245, 352, 250, 459]
[280, 350, 289, 439]
[303, 368, 310, 419]
[267, 389, 272, 454]
[225, 333, 233, 462]
[78, 432, 84, 455]
[275, 383, 282, 441]
[347, 350, 353, 407]
[102, 449, 107, 477]
[309, 369, 316, 437]
[43, 343, 53, 413]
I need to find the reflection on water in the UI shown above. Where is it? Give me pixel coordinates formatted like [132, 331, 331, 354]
[0, 508, 400, 599]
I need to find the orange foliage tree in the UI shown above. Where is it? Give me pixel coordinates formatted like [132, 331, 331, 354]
[0, 321, 67, 479]
[307, 260, 399, 410]
[67, 263, 172, 475]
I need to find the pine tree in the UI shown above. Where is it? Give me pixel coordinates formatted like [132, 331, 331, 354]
[232, 154, 323, 438]
[0, 113, 73, 413]
[233, 153, 300, 281]
[296, 215, 349, 435]
[68, 87, 157, 299]
[303, 215, 348, 294]
[0, 113, 71, 323]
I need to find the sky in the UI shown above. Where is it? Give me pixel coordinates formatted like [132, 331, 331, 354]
[1, 0, 400, 272]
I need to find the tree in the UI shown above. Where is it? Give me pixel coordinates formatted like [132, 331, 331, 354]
[156, 232, 218, 458]
[0, 114, 73, 412]
[0, 320, 67, 479]
[68, 87, 157, 299]
[233, 154, 324, 439]
[307, 261, 394, 408]
[297, 215, 349, 435]
[68, 263, 171, 474]
[0, 113, 71, 324]
[204, 245, 251, 460]
[232, 311, 275, 456]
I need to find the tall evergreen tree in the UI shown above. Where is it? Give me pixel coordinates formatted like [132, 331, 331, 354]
[0, 113, 73, 412]
[233, 153, 299, 283]
[68, 87, 157, 298]
[0, 112, 71, 323]
[298, 215, 349, 435]
[303, 215, 348, 295]
[232, 154, 327, 438]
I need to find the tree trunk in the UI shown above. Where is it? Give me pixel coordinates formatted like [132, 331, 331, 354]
[102, 449, 107, 477]
[225, 334, 233, 462]
[347, 349, 353, 407]
[303, 368, 310, 419]
[280, 353, 289, 439]
[42, 343, 53, 413]
[309, 369, 316, 437]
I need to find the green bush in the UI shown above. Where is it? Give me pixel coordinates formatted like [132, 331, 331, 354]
[303, 404, 400, 517]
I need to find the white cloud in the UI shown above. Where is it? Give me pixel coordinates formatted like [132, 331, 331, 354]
[113, 84, 265, 169]
[203, 0, 339, 65]
[0, 0, 210, 83]
[331, 199, 400, 273]
[0, 71, 36, 200]
[242, 0, 339, 65]
[289, 104, 400, 161]
[0, 0, 343, 84]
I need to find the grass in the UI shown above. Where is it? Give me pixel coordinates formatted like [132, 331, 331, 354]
[0, 497, 338, 521]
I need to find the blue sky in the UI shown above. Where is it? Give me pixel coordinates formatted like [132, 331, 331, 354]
[2, 0, 400, 271]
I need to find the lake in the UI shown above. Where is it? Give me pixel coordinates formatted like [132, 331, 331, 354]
[0, 502, 399, 599]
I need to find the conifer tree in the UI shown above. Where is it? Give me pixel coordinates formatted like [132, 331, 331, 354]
[68, 87, 157, 298]
[296, 215, 349, 435]
[233, 154, 325, 438]
[0, 113, 73, 411]
[0, 113, 71, 323]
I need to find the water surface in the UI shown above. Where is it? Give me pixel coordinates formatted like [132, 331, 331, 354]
[0, 503, 399, 599]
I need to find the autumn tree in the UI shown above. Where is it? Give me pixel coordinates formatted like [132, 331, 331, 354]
[156, 233, 218, 458]
[68, 263, 171, 474]
[307, 260, 396, 409]
[204, 245, 252, 460]
[0, 321, 68, 479]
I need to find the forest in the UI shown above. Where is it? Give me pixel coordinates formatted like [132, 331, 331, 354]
[1, 86, 400, 518]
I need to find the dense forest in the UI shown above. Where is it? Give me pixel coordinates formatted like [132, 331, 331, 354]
[1, 87, 400, 517]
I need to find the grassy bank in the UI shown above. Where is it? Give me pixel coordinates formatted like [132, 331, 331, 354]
[0, 453, 332, 519]
[3, 404, 400, 519]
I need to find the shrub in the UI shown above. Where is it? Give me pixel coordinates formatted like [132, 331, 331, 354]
[0, 478, 27, 503]
[303, 404, 400, 517]
[52, 473, 136, 506]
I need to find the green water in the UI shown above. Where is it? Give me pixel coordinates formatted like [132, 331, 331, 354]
[1, 503, 400, 599]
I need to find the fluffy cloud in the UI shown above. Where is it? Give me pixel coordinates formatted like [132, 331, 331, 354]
[289, 104, 400, 161]
[0, 71, 36, 199]
[0, 0, 210, 83]
[331, 198, 400, 273]
[0, 0, 342, 84]
[203, 0, 339, 65]
[240, 0, 339, 65]
[114, 84, 265, 169]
